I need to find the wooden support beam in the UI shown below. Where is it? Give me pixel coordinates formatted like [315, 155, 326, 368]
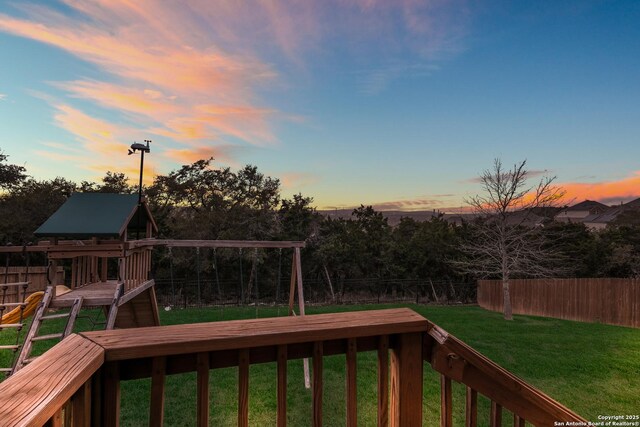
[196, 352, 209, 427]
[238, 349, 250, 427]
[346, 338, 357, 427]
[277, 345, 287, 427]
[127, 239, 306, 249]
[490, 401, 502, 427]
[440, 375, 452, 427]
[102, 362, 120, 427]
[295, 248, 305, 316]
[71, 381, 91, 427]
[466, 387, 477, 427]
[149, 357, 166, 427]
[390, 332, 422, 427]
[312, 342, 323, 427]
[377, 335, 389, 427]
[288, 252, 296, 316]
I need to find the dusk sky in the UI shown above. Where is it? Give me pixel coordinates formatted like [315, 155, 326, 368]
[1, 1, 639, 211]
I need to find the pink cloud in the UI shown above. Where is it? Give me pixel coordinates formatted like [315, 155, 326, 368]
[280, 172, 318, 190]
[0, 0, 471, 179]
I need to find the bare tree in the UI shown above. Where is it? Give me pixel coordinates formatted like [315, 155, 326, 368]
[458, 159, 566, 320]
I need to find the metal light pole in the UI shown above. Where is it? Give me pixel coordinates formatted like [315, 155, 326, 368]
[128, 140, 151, 239]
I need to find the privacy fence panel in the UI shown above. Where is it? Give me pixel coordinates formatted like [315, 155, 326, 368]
[478, 278, 640, 328]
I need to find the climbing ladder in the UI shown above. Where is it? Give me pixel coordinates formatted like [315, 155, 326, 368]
[12, 287, 82, 374]
[11, 283, 124, 374]
[0, 281, 29, 377]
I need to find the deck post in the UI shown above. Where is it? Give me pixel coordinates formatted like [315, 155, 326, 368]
[390, 332, 423, 427]
[102, 362, 121, 427]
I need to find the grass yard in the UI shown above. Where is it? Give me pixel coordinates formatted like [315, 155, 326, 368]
[2, 303, 639, 425]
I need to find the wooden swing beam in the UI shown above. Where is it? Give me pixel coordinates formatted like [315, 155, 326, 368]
[127, 239, 305, 249]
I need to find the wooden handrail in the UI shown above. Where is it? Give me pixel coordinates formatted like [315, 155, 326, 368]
[0, 334, 103, 426]
[423, 321, 587, 426]
[0, 309, 587, 426]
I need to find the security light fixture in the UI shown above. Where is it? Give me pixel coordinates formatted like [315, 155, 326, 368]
[128, 140, 151, 238]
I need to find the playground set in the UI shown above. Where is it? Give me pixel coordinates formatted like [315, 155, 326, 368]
[0, 192, 307, 377]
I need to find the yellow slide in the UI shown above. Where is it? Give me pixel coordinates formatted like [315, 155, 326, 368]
[1, 286, 71, 325]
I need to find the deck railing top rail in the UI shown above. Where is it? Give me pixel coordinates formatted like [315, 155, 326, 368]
[80, 308, 426, 361]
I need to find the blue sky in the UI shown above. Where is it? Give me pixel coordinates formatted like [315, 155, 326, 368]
[0, 1, 639, 210]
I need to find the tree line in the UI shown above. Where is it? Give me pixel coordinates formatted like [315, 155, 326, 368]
[1, 153, 639, 307]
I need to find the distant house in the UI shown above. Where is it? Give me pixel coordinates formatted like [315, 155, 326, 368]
[554, 200, 609, 223]
[581, 198, 640, 230]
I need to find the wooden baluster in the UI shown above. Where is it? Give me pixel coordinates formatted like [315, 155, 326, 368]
[45, 409, 63, 427]
[238, 349, 250, 427]
[465, 387, 477, 427]
[102, 362, 120, 427]
[390, 332, 423, 427]
[71, 257, 78, 288]
[71, 381, 91, 427]
[101, 257, 108, 282]
[64, 401, 73, 426]
[149, 356, 166, 427]
[277, 345, 288, 427]
[346, 338, 357, 427]
[514, 414, 526, 427]
[197, 352, 210, 427]
[378, 335, 389, 427]
[440, 375, 452, 427]
[313, 341, 323, 427]
[491, 401, 503, 427]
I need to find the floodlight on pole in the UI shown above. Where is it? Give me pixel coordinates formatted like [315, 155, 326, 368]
[128, 139, 151, 239]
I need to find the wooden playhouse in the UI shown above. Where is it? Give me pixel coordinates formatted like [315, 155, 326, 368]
[0, 193, 160, 374]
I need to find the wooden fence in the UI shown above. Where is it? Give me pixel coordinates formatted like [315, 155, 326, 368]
[1, 266, 65, 303]
[478, 278, 640, 328]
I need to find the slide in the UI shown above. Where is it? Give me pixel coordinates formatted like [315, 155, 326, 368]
[1, 285, 71, 325]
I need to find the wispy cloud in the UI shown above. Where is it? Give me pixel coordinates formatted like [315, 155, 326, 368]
[280, 172, 319, 190]
[0, 0, 472, 180]
[319, 194, 455, 211]
[0, 93, 6, 101]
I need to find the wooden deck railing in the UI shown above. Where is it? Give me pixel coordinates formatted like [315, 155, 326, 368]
[0, 308, 586, 426]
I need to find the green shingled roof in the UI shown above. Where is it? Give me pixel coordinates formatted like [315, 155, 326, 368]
[34, 193, 155, 238]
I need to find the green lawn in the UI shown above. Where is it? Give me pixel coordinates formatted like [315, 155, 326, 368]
[2, 304, 639, 426]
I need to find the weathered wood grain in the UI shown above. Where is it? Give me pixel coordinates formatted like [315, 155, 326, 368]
[0, 335, 103, 427]
[390, 332, 422, 427]
[377, 335, 389, 427]
[80, 308, 428, 361]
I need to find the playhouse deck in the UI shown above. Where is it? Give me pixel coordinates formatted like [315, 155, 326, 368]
[49, 279, 159, 328]
[50, 280, 154, 308]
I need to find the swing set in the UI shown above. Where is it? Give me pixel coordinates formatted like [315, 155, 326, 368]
[139, 239, 307, 316]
